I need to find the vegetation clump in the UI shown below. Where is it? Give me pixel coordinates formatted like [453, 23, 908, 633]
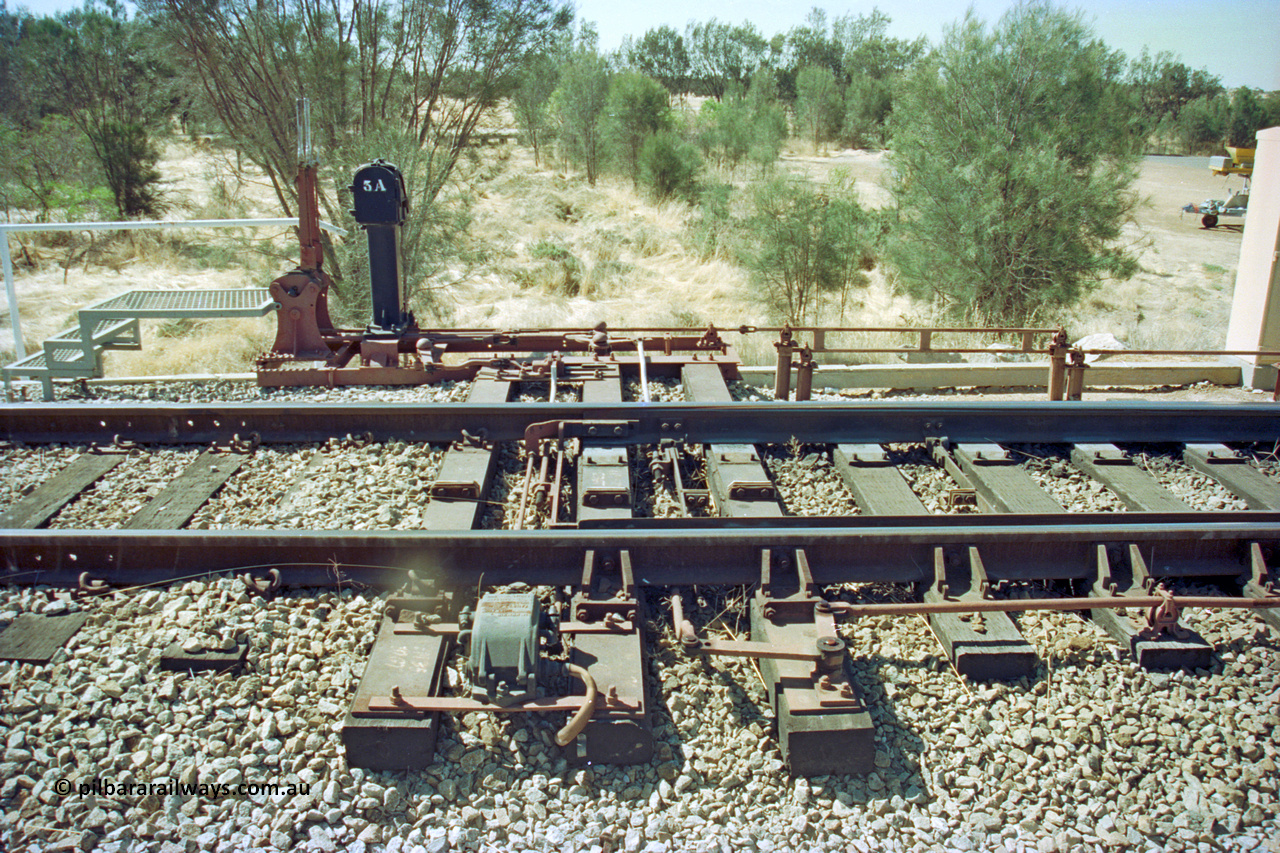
[888, 2, 1142, 324]
[741, 176, 875, 325]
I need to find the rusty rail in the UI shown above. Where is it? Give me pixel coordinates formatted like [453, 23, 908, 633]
[822, 594, 1277, 617]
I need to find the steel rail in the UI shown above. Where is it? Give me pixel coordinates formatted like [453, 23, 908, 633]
[3, 401, 1280, 445]
[3, 514, 1278, 587]
[823, 596, 1276, 617]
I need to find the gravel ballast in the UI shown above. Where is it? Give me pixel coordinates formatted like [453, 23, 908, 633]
[1, 379, 1277, 853]
[2, 580, 1275, 853]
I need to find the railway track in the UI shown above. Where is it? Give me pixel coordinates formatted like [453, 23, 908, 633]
[3, 378, 1280, 852]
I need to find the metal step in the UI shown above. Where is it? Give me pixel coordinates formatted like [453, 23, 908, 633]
[5, 288, 278, 400]
[3, 349, 98, 377]
[43, 317, 141, 370]
[48, 317, 141, 349]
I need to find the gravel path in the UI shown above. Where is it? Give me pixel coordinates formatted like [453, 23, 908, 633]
[1130, 449, 1251, 511]
[49, 448, 203, 529]
[191, 440, 448, 530]
[623, 379, 684, 402]
[763, 447, 860, 516]
[887, 444, 976, 515]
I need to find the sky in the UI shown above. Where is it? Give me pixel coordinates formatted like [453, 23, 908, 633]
[10, 0, 1279, 90]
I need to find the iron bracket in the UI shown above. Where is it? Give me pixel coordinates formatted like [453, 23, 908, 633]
[523, 420, 637, 452]
[1093, 543, 1154, 598]
[573, 550, 637, 623]
[931, 545, 990, 601]
[243, 568, 281, 598]
[1247, 542, 1277, 596]
[756, 548, 823, 621]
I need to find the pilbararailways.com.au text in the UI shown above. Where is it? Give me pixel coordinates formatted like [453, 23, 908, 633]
[53, 778, 311, 799]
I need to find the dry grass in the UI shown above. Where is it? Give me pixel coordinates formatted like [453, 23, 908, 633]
[0, 137, 1246, 374]
[108, 317, 275, 376]
[440, 148, 763, 330]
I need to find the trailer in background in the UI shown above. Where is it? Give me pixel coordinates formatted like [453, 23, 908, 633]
[1183, 145, 1253, 228]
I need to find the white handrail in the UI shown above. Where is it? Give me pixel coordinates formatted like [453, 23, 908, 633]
[0, 216, 348, 359]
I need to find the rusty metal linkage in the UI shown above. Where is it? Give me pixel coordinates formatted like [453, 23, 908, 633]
[821, 591, 1279, 640]
[670, 593, 848, 666]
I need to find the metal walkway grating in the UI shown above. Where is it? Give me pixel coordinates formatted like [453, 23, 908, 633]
[5, 287, 280, 399]
[83, 288, 275, 318]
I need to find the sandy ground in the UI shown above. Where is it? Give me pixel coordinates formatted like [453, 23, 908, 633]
[0, 141, 1259, 375]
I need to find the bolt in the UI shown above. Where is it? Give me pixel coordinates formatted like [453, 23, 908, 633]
[588, 426, 598, 436]
[674, 422, 683, 431]
[613, 426, 623, 436]
[817, 636, 845, 654]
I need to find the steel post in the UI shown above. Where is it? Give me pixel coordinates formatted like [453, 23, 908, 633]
[0, 232, 22, 358]
[774, 342, 791, 401]
[1048, 344, 1067, 400]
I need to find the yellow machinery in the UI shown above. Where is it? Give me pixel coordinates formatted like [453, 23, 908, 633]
[1185, 146, 1253, 228]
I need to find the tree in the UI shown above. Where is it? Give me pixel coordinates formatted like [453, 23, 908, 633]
[795, 65, 840, 148]
[554, 46, 610, 185]
[696, 77, 786, 173]
[603, 72, 671, 186]
[639, 131, 701, 201]
[742, 175, 872, 325]
[745, 75, 788, 170]
[0, 2, 24, 124]
[28, 1, 170, 217]
[626, 26, 689, 94]
[843, 76, 892, 148]
[1176, 93, 1229, 153]
[786, 8, 842, 82]
[1265, 91, 1280, 132]
[685, 19, 766, 99]
[835, 9, 924, 81]
[142, 0, 573, 216]
[888, 2, 1139, 324]
[0, 116, 112, 221]
[1127, 50, 1223, 127]
[695, 94, 751, 170]
[1227, 86, 1268, 148]
[512, 54, 560, 165]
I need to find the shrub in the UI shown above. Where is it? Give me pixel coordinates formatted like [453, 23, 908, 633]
[639, 131, 702, 202]
[603, 72, 672, 185]
[92, 120, 163, 217]
[741, 176, 872, 324]
[888, 3, 1139, 324]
